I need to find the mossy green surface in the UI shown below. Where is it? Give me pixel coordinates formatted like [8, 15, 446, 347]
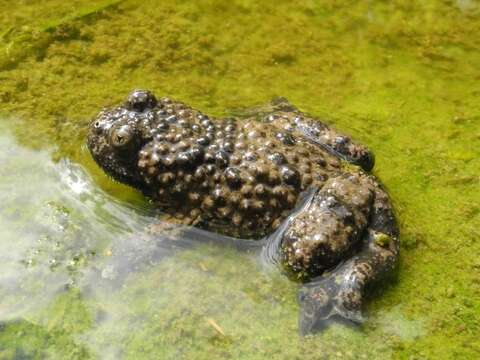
[0, 0, 479, 359]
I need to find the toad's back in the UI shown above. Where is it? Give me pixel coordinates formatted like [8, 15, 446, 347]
[135, 97, 343, 238]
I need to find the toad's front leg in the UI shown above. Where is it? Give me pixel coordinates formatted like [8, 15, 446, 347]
[293, 115, 375, 172]
[262, 98, 375, 171]
[276, 172, 399, 334]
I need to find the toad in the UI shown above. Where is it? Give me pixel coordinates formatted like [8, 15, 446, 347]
[87, 90, 399, 334]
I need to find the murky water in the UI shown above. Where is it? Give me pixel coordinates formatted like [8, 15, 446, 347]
[0, 0, 479, 359]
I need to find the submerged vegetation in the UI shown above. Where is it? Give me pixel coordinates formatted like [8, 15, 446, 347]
[0, 0, 479, 359]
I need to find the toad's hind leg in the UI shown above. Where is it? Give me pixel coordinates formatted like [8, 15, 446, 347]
[297, 176, 399, 334]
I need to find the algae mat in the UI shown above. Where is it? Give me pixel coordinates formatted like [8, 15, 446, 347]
[0, 0, 479, 359]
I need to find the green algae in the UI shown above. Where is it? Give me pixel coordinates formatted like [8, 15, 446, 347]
[0, 0, 124, 70]
[373, 232, 392, 248]
[0, 0, 479, 359]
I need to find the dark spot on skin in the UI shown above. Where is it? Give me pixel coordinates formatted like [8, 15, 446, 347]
[176, 152, 193, 166]
[224, 124, 236, 133]
[215, 151, 230, 168]
[212, 186, 227, 205]
[240, 184, 253, 198]
[268, 171, 281, 185]
[221, 142, 234, 153]
[188, 146, 205, 163]
[276, 132, 296, 145]
[251, 164, 269, 182]
[166, 115, 177, 123]
[157, 121, 169, 131]
[194, 166, 207, 180]
[225, 167, 242, 188]
[272, 185, 288, 200]
[204, 151, 215, 163]
[205, 164, 216, 174]
[317, 158, 327, 167]
[268, 152, 287, 165]
[280, 165, 300, 187]
[196, 136, 211, 146]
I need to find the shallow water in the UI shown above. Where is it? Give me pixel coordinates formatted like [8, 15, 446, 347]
[0, 0, 479, 359]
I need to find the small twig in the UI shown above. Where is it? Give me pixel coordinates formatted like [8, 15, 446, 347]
[206, 318, 226, 336]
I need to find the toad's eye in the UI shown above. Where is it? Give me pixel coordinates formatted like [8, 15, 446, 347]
[125, 89, 158, 112]
[110, 124, 134, 147]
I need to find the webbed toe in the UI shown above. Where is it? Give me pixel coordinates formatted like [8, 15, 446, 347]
[298, 272, 366, 335]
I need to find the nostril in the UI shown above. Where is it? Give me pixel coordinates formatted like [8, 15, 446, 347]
[93, 120, 103, 134]
[125, 89, 158, 112]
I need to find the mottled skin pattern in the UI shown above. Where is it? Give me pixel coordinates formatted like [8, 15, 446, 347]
[87, 90, 399, 334]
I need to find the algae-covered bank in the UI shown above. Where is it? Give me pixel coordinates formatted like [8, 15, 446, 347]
[0, 1, 479, 359]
